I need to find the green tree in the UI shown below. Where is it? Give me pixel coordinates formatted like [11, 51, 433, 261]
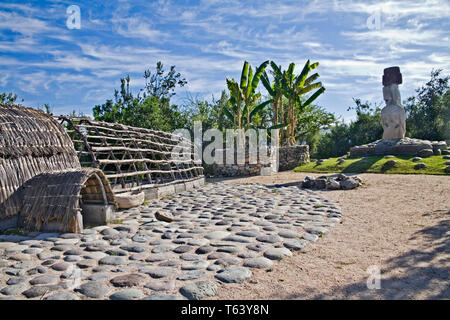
[0, 92, 23, 106]
[295, 104, 335, 154]
[93, 62, 189, 132]
[404, 69, 449, 141]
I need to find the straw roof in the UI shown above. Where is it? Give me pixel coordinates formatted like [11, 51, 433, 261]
[0, 104, 115, 232]
[19, 168, 115, 233]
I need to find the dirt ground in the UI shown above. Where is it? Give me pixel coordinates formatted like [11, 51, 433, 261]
[206, 172, 450, 300]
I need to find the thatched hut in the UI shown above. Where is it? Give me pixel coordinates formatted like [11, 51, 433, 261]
[0, 104, 115, 233]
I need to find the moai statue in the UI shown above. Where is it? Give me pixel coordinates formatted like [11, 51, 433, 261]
[381, 67, 406, 139]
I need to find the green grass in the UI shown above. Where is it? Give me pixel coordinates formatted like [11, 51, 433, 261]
[294, 154, 450, 175]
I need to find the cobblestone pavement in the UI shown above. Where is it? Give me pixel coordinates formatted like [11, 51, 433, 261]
[0, 183, 341, 300]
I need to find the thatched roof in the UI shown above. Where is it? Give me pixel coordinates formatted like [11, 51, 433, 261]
[0, 104, 115, 232]
[19, 168, 115, 233]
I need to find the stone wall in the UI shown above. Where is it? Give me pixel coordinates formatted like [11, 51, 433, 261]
[206, 148, 277, 177]
[278, 145, 310, 171]
[206, 145, 310, 177]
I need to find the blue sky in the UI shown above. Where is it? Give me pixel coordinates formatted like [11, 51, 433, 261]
[1, 0, 449, 121]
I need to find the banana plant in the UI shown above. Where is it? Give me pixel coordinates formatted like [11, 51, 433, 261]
[281, 60, 325, 146]
[226, 60, 270, 130]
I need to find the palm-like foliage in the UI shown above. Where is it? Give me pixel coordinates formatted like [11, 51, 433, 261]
[224, 60, 271, 130]
[280, 60, 326, 146]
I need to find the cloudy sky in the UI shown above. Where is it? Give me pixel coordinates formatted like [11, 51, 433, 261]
[0, 0, 449, 120]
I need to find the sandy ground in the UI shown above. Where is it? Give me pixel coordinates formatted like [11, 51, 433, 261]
[206, 172, 450, 300]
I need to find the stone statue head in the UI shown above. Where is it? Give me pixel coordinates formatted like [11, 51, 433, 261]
[383, 84, 402, 106]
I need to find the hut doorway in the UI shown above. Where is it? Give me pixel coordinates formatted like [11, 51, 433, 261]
[79, 171, 116, 229]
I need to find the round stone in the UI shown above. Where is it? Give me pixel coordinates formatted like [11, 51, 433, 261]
[217, 246, 243, 254]
[105, 249, 128, 256]
[152, 245, 175, 253]
[83, 252, 108, 260]
[131, 234, 150, 243]
[99, 256, 127, 266]
[119, 245, 146, 253]
[100, 228, 120, 236]
[77, 260, 97, 269]
[246, 243, 269, 252]
[22, 248, 43, 255]
[181, 260, 209, 270]
[283, 239, 308, 251]
[304, 226, 327, 235]
[110, 289, 144, 300]
[215, 266, 252, 283]
[142, 293, 183, 300]
[64, 255, 82, 262]
[27, 266, 47, 275]
[45, 292, 80, 300]
[87, 273, 110, 281]
[204, 231, 230, 240]
[110, 274, 147, 287]
[195, 246, 214, 254]
[278, 230, 299, 238]
[6, 276, 28, 285]
[29, 274, 58, 285]
[222, 236, 253, 243]
[55, 238, 80, 245]
[214, 257, 241, 266]
[180, 253, 201, 261]
[51, 262, 71, 272]
[256, 234, 283, 243]
[187, 239, 209, 246]
[177, 270, 207, 281]
[302, 233, 319, 242]
[144, 280, 176, 291]
[243, 257, 273, 269]
[22, 285, 60, 298]
[145, 253, 172, 262]
[236, 230, 261, 237]
[75, 281, 110, 298]
[140, 266, 177, 279]
[173, 245, 193, 253]
[64, 249, 84, 256]
[263, 247, 293, 260]
[0, 283, 28, 295]
[158, 260, 180, 267]
[179, 281, 218, 300]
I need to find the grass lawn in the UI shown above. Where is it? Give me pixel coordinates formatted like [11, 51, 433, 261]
[294, 154, 450, 175]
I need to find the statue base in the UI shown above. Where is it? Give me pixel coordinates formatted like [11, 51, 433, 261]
[349, 138, 447, 158]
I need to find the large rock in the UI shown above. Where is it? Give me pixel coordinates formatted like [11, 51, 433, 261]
[417, 149, 433, 158]
[179, 281, 218, 300]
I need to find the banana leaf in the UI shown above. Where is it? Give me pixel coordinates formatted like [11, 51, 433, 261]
[249, 99, 272, 122]
[240, 61, 249, 90]
[250, 60, 269, 95]
[261, 71, 274, 96]
[223, 106, 235, 122]
[303, 87, 326, 108]
[297, 82, 323, 95]
[270, 61, 282, 77]
[304, 73, 319, 86]
[295, 60, 310, 88]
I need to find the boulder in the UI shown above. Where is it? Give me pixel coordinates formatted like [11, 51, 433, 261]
[115, 192, 145, 209]
[417, 149, 433, 158]
[340, 178, 359, 190]
[414, 163, 426, 170]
